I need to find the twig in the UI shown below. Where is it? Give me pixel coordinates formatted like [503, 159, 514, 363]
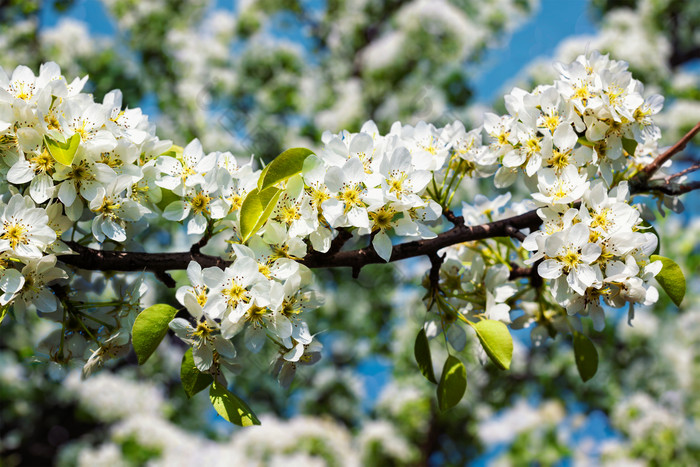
[504, 225, 526, 242]
[634, 121, 700, 182]
[443, 209, 464, 227]
[665, 162, 700, 183]
[326, 228, 353, 255]
[427, 251, 445, 290]
[644, 180, 700, 196]
[508, 266, 532, 280]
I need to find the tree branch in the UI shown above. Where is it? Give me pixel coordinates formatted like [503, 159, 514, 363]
[59, 209, 544, 283]
[632, 121, 700, 183]
[642, 180, 700, 197]
[57, 126, 700, 285]
[666, 163, 700, 183]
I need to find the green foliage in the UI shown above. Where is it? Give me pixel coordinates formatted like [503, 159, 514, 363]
[472, 320, 513, 371]
[621, 137, 638, 156]
[44, 134, 80, 166]
[258, 147, 314, 191]
[239, 186, 282, 242]
[414, 328, 437, 384]
[572, 331, 598, 382]
[209, 383, 261, 426]
[131, 304, 178, 365]
[651, 255, 686, 307]
[180, 348, 213, 398]
[119, 436, 162, 466]
[437, 355, 467, 411]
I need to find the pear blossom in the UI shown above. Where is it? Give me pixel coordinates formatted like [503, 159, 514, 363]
[0, 194, 56, 258]
[538, 223, 602, 295]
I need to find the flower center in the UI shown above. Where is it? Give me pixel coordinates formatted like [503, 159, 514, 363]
[223, 283, 248, 307]
[369, 206, 396, 232]
[559, 249, 581, 273]
[30, 149, 54, 174]
[2, 223, 29, 250]
[189, 193, 211, 215]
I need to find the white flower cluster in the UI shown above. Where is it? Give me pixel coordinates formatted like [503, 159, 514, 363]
[164, 119, 474, 383]
[0, 52, 679, 387]
[0, 62, 169, 324]
[435, 52, 667, 336]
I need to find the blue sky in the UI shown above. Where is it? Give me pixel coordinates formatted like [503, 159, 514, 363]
[473, 0, 597, 103]
[42, 0, 598, 106]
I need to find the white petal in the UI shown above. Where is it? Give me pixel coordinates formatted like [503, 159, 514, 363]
[372, 231, 393, 262]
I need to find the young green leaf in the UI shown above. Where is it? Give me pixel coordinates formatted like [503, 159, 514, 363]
[160, 144, 183, 158]
[437, 355, 467, 411]
[44, 134, 80, 166]
[210, 382, 261, 426]
[180, 348, 214, 398]
[239, 186, 281, 242]
[473, 320, 513, 370]
[132, 304, 178, 365]
[573, 331, 598, 382]
[650, 254, 686, 307]
[258, 147, 314, 191]
[414, 328, 437, 384]
[621, 137, 638, 157]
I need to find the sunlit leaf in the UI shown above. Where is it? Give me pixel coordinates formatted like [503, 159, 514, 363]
[651, 255, 685, 307]
[258, 147, 314, 191]
[239, 186, 281, 242]
[473, 319, 513, 370]
[132, 304, 178, 365]
[44, 134, 80, 166]
[210, 382, 261, 426]
[622, 137, 638, 157]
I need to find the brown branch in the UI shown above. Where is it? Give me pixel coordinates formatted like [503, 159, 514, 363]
[508, 266, 532, 280]
[443, 209, 464, 227]
[326, 228, 353, 255]
[666, 162, 700, 183]
[643, 180, 700, 196]
[58, 208, 544, 284]
[58, 124, 700, 284]
[633, 121, 700, 182]
[504, 225, 526, 242]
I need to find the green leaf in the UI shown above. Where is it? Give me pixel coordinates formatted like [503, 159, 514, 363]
[132, 304, 178, 365]
[437, 355, 467, 411]
[160, 144, 183, 158]
[180, 348, 213, 398]
[258, 147, 314, 191]
[473, 320, 513, 370]
[622, 137, 638, 156]
[155, 188, 179, 213]
[209, 382, 261, 426]
[239, 186, 281, 242]
[651, 255, 686, 307]
[572, 331, 598, 382]
[414, 328, 437, 384]
[44, 134, 80, 166]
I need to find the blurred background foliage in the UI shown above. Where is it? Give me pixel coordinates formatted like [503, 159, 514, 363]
[0, 0, 699, 465]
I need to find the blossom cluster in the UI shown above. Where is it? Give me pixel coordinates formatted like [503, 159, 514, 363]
[0, 62, 168, 349]
[0, 52, 680, 388]
[432, 52, 667, 340]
